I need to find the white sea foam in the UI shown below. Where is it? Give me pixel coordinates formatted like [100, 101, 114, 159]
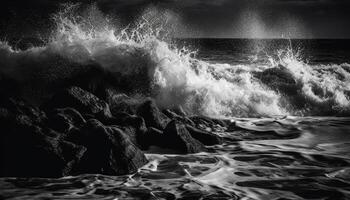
[0, 4, 349, 117]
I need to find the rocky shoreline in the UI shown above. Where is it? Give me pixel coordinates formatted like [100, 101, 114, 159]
[0, 82, 226, 177]
[0, 62, 302, 178]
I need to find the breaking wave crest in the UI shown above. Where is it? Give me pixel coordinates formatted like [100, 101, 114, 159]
[0, 4, 349, 117]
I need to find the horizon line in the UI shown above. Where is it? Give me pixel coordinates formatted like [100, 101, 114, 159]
[174, 37, 350, 40]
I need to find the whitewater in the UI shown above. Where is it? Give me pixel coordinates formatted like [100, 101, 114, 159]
[1, 4, 349, 118]
[1, 4, 350, 200]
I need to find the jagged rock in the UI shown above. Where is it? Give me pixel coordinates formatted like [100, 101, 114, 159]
[106, 91, 142, 115]
[138, 127, 164, 149]
[107, 126, 148, 175]
[59, 140, 87, 175]
[254, 65, 298, 96]
[67, 119, 148, 175]
[135, 121, 208, 153]
[190, 116, 215, 129]
[185, 125, 222, 145]
[106, 112, 148, 146]
[44, 86, 112, 121]
[171, 106, 187, 117]
[0, 98, 87, 177]
[163, 107, 187, 117]
[47, 107, 86, 133]
[162, 120, 206, 153]
[111, 112, 147, 133]
[106, 92, 170, 130]
[163, 109, 178, 119]
[137, 98, 170, 130]
[0, 108, 86, 177]
[163, 109, 196, 127]
[106, 90, 172, 130]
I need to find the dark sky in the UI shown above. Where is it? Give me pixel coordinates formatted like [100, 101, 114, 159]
[1, 0, 350, 38]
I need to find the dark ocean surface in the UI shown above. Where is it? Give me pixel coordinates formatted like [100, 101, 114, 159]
[178, 39, 350, 65]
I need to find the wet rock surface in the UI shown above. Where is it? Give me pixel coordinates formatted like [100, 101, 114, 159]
[162, 120, 206, 154]
[185, 125, 223, 145]
[0, 98, 86, 177]
[44, 86, 113, 122]
[137, 98, 170, 130]
[66, 119, 148, 175]
[0, 86, 225, 178]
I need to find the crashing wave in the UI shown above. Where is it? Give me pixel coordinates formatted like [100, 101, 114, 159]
[0, 4, 349, 117]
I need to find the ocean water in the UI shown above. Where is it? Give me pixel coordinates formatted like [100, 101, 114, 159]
[1, 117, 350, 200]
[1, 5, 350, 200]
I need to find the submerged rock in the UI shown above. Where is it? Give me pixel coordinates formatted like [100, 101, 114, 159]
[189, 116, 228, 132]
[163, 109, 224, 145]
[255, 65, 298, 96]
[137, 120, 208, 153]
[185, 125, 222, 145]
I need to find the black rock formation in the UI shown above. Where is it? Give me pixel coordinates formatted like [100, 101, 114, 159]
[44, 86, 112, 122]
[67, 119, 148, 175]
[0, 75, 224, 178]
[162, 120, 206, 154]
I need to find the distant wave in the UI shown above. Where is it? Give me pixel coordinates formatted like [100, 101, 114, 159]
[0, 4, 349, 118]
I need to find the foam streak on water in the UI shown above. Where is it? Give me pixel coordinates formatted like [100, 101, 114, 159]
[1, 117, 350, 199]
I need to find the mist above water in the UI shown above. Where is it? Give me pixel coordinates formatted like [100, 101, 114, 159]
[234, 9, 310, 39]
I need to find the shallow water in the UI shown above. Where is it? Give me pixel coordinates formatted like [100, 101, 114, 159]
[1, 117, 350, 200]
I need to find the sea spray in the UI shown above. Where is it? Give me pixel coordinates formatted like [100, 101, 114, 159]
[0, 4, 349, 117]
[262, 45, 350, 115]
